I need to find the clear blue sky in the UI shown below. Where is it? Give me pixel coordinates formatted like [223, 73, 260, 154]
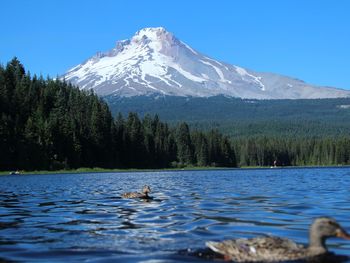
[1, 0, 349, 89]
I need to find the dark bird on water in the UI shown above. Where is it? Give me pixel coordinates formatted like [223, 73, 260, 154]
[122, 185, 152, 199]
[206, 217, 350, 262]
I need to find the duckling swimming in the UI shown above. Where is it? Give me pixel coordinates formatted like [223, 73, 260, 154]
[122, 185, 152, 199]
[206, 217, 350, 262]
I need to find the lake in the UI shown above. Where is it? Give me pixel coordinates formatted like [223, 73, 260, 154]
[0, 168, 350, 262]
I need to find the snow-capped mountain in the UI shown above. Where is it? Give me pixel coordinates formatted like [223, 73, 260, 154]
[63, 27, 350, 99]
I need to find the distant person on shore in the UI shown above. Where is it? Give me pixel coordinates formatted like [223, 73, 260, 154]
[273, 160, 277, 167]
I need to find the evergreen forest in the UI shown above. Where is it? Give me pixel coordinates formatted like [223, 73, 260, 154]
[106, 94, 350, 138]
[0, 58, 235, 171]
[1, 58, 350, 171]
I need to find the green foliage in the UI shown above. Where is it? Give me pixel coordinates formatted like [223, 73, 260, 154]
[105, 95, 350, 138]
[3, 58, 348, 170]
[233, 136, 350, 167]
[176, 122, 194, 165]
[0, 58, 117, 170]
[105, 93, 350, 167]
[0, 58, 236, 171]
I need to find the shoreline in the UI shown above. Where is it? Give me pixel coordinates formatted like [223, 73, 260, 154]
[1, 165, 349, 176]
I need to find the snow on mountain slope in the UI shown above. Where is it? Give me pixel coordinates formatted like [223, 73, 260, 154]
[63, 27, 350, 99]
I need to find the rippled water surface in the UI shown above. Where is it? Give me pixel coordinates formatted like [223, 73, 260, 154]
[1, 168, 350, 262]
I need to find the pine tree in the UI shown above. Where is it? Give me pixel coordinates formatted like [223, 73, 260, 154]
[176, 122, 194, 165]
[125, 112, 145, 167]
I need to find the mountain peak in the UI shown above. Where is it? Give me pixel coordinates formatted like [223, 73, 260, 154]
[134, 27, 169, 39]
[131, 27, 177, 50]
[63, 27, 350, 99]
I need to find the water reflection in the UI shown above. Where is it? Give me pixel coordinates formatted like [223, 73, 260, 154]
[0, 168, 349, 262]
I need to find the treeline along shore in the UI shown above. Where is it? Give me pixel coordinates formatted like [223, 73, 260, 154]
[1, 58, 350, 171]
[0, 58, 235, 170]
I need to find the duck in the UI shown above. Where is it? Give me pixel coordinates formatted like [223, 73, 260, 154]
[206, 217, 350, 262]
[122, 185, 152, 199]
